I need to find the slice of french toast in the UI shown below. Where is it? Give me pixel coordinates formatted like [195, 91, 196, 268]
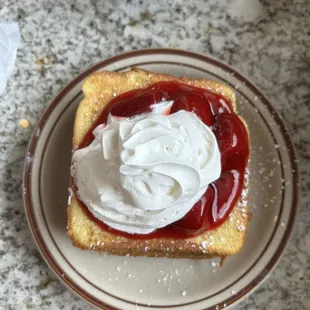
[67, 68, 249, 258]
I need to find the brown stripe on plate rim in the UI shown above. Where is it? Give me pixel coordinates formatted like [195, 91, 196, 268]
[38, 61, 285, 307]
[23, 48, 299, 310]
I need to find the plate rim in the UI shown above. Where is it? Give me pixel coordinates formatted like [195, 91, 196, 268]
[23, 48, 300, 310]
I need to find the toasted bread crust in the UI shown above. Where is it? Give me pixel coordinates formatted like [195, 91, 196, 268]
[73, 68, 236, 148]
[68, 68, 249, 258]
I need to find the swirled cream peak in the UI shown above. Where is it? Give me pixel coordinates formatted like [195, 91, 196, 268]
[71, 102, 221, 234]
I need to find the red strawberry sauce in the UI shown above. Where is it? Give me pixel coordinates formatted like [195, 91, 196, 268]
[73, 81, 249, 239]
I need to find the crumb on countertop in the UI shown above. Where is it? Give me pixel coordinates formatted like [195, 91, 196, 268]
[19, 119, 29, 128]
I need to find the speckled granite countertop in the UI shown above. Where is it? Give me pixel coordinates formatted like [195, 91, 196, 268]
[0, 0, 309, 309]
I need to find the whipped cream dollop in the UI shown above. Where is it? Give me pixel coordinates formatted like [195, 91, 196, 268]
[71, 102, 221, 234]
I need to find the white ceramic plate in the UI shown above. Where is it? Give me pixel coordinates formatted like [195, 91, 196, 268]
[24, 49, 299, 310]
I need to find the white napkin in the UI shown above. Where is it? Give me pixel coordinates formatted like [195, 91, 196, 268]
[0, 21, 20, 94]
